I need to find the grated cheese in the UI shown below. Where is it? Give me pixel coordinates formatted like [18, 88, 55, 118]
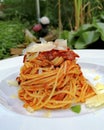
[7, 80, 18, 87]
[94, 83, 104, 94]
[94, 75, 100, 81]
[86, 93, 104, 108]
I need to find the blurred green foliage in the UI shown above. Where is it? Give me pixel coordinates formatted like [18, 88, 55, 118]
[0, 20, 28, 59]
[2, 0, 46, 23]
[2, 0, 104, 29]
[60, 13, 104, 49]
[0, 0, 104, 60]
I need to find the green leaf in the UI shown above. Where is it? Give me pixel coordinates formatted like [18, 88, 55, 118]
[94, 22, 104, 41]
[75, 31, 100, 49]
[70, 105, 81, 113]
[75, 24, 95, 36]
[100, 14, 104, 21]
[60, 30, 69, 39]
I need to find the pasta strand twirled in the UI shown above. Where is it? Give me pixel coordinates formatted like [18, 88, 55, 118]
[16, 49, 96, 111]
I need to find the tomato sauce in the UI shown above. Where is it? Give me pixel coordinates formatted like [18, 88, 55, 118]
[38, 48, 79, 61]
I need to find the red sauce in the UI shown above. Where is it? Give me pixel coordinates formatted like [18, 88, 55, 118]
[38, 48, 79, 61]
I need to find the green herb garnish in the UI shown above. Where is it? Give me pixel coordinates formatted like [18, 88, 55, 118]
[70, 105, 81, 113]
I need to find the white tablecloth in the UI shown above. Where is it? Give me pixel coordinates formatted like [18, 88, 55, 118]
[0, 49, 104, 130]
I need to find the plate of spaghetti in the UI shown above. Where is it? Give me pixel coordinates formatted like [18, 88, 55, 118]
[0, 39, 104, 118]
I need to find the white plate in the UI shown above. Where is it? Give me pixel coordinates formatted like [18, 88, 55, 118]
[0, 62, 104, 118]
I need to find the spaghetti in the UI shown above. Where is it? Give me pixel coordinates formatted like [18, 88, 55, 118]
[16, 47, 96, 111]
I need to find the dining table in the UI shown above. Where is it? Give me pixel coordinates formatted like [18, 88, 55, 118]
[0, 49, 104, 130]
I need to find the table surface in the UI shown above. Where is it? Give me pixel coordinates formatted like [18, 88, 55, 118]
[0, 49, 104, 130]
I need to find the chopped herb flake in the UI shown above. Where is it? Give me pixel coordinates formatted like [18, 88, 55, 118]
[70, 105, 81, 113]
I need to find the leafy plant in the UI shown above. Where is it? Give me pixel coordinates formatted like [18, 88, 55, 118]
[60, 13, 104, 49]
[2, 0, 104, 30]
[0, 20, 27, 59]
[3, 0, 47, 22]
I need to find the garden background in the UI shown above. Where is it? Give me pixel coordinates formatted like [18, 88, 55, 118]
[0, 0, 104, 59]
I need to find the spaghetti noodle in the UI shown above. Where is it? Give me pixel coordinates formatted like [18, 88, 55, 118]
[16, 45, 96, 111]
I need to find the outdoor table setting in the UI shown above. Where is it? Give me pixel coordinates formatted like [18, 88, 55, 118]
[0, 49, 104, 130]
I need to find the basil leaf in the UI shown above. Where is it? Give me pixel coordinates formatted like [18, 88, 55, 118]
[70, 105, 81, 113]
